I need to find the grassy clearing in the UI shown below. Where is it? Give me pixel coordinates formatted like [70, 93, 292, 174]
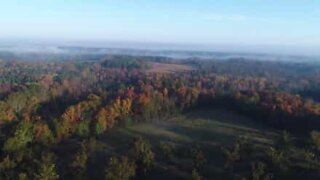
[96, 108, 280, 179]
[125, 108, 277, 146]
[52, 107, 319, 180]
[146, 62, 194, 74]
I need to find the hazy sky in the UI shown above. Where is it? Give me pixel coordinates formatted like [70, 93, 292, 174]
[0, 0, 320, 51]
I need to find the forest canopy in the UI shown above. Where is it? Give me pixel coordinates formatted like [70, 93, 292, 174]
[0, 54, 320, 179]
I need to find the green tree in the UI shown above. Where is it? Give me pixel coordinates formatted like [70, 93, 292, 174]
[266, 147, 288, 172]
[0, 155, 17, 179]
[18, 173, 29, 180]
[191, 143, 207, 171]
[75, 120, 90, 137]
[105, 156, 136, 180]
[223, 137, 251, 171]
[34, 122, 55, 145]
[70, 141, 90, 179]
[70, 138, 97, 179]
[0, 101, 15, 122]
[251, 161, 273, 180]
[191, 168, 202, 180]
[3, 121, 34, 152]
[34, 153, 59, 180]
[310, 130, 320, 152]
[133, 136, 155, 174]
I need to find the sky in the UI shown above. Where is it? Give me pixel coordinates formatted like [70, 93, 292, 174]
[0, 0, 320, 55]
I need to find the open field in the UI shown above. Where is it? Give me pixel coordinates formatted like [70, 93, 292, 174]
[146, 62, 194, 74]
[94, 108, 280, 179]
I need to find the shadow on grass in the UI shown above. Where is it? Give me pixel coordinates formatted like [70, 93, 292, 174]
[93, 108, 280, 180]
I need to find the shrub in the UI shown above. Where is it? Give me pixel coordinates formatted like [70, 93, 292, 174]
[251, 161, 273, 180]
[105, 156, 136, 180]
[70, 148, 88, 179]
[0, 155, 17, 179]
[191, 168, 202, 180]
[266, 147, 288, 171]
[71, 149, 88, 169]
[70, 138, 96, 179]
[133, 136, 155, 174]
[275, 131, 293, 153]
[94, 120, 105, 135]
[223, 143, 240, 170]
[310, 130, 320, 151]
[18, 173, 29, 180]
[34, 153, 59, 180]
[223, 137, 250, 170]
[159, 141, 175, 159]
[301, 150, 316, 169]
[75, 120, 90, 137]
[191, 143, 207, 171]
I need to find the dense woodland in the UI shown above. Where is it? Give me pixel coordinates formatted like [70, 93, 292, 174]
[0, 54, 320, 179]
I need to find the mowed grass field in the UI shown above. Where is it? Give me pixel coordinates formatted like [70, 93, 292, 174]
[146, 62, 194, 74]
[97, 108, 280, 179]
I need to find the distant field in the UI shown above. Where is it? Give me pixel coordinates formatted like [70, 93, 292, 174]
[146, 62, 194, 74]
